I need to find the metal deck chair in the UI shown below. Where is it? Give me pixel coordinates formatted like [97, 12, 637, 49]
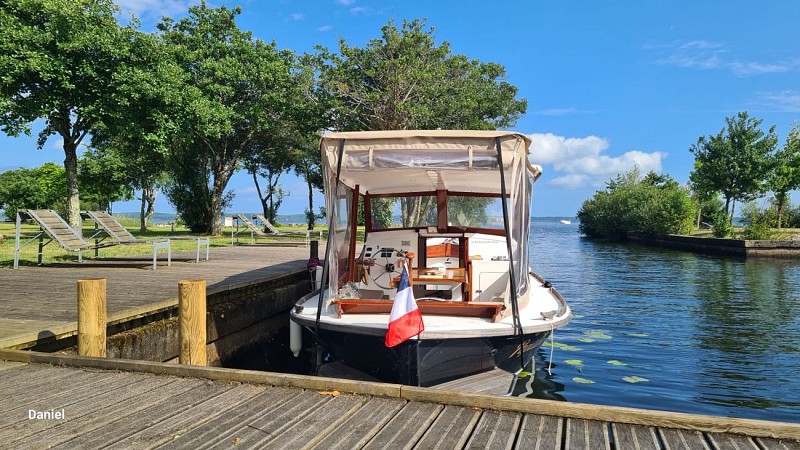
[230, 214, 268, 245]
[13, 209, 168, 270]
[81, 211, 210, 264]
[252, 214, 322, 244]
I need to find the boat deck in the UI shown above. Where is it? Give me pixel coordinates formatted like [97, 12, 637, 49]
[1, 350, 798, 449]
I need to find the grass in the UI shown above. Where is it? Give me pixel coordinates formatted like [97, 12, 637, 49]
[0, 219, 328, 268]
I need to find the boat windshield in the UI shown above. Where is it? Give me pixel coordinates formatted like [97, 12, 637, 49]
[367, 194, 506, 232]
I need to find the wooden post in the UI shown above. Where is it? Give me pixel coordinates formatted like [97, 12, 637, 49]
[179, 279, 207, 366]
[77, 278, 107, 357]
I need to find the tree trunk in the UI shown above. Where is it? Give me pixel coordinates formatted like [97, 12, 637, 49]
[776, 191, 786, 229]
[210, 176, 224, 236]
[696, 206, 702, 228]
[63, 141, 82, 235]
[140, 185, 156, 232]
[307, 178, 314, 230]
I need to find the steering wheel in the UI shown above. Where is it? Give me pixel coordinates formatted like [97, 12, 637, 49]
[366, 247, 405, 290]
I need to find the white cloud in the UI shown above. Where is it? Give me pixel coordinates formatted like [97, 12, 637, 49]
[528, 133, 666, 189]
[531, 108, 578, 117]
[654, 40, 799, 77]
[753, 90, 800, 112]
[288, 13, 304, 21]
[350, 6, 367, 13]
[337, 0, 357, 5]
[318, 25, 334, 32]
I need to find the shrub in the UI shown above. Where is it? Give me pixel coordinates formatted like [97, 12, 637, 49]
[741, 202, 774, 240]
[712, 210, 732, 237]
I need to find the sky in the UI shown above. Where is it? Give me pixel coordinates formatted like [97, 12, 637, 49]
[2, 0, 799, 217]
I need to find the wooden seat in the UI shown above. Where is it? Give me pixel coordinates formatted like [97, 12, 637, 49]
[332, 298, 506, 322]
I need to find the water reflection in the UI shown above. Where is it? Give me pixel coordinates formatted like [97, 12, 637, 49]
[529, 218, 800, 422]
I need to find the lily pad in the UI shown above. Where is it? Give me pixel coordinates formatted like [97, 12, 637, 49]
[564, 359, 584, 367]
[607, 360, 627, 366]
[573, 377, 595, 384]
[517, 370, 533, 378]
[582, 330, 612, 340]
[543, 341, 581, 351]
[622, 376, 649, 383]
[577, 337, 596, 343]
[627, 332, 649, 337]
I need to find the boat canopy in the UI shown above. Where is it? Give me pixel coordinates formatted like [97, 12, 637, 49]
[320, 130, 540, 195]
[319, 130, 537, 301]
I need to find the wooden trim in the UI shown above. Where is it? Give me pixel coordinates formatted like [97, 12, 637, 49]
[1, 348, 799, 440]
[332, 299, 504, 321]
[346, 185, 360, 283]
[437, 190, 447, 233]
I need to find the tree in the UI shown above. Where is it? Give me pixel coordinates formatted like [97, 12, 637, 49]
[578, 167, 695, 239]
[315, 18, 526, 131]
[78, 148, 134, 213]
[689, 112, 779, 222]
[0, 163, 66, 220]
[768, 123, 800, 228]
[0, 0, 136, 232]
[157, 2, 295, 234]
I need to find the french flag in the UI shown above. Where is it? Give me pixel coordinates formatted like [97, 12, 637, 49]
[385, 265, 425, 347]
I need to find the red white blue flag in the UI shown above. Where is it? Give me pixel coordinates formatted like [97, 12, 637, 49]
[385, 265, 424, 347]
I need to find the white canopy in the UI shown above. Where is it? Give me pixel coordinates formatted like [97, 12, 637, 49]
[320, 130, 540, 195]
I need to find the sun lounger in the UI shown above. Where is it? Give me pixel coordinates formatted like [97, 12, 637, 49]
[252, 214, 323, 243]
[13, 209, 170, 270]
[81, 211, 209, 263]
[230, 214, 321, 247]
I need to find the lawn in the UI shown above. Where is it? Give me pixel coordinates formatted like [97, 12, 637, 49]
[0, 217, 327, 268]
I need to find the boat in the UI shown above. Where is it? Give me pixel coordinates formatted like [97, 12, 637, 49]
[290, 130, 572, 387]
[560, 219, 571, 225]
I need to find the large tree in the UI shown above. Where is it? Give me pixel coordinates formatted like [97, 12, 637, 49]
[315, 18, 527, 131]
[0, 0, 134, 232]
[768, 122, 800, 228]
[689, 112, 779, 221]
[0, 163, 66, 220]
[157, 2, 294, 234]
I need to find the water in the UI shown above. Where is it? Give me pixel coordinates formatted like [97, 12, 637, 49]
[529, 218, 800, 422]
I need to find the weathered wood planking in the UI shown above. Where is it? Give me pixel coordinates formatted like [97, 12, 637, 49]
[0, 363, 799, 450]
[431, 367, 514, 395]
[1, 245, 312, 347]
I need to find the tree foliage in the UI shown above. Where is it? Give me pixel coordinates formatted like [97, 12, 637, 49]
[0, 163, 66, 220]
[689, 112, 779, 222]
[577, 167, 695, 239]
[315, 18, 526, 131]
[767, 122, 800, 228]
[77, 148, 134, 212]
[0, 0, 135, 231]
[157, 2, 294, 234]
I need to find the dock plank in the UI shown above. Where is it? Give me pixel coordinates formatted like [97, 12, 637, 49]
[50, 380, 235, 449]
[105, 383, 268, 450]
[159, 387, 305, 449]
[362, 401, 443, 450]
[310, 397, 406, 450]
[465, 409, 522, 450]
[0, 361, 26, 371]
[612, 423, 660, 450]
[250, 393, 366, 449]
[565, 418, 611, 450]
[706, 432, 761, 450]
[1, 246, 311, 348]
[414, 404, 482, 449]
[756, 437, 800, 450]
[2, 375, 183, 445]
[660, 427, 712, 450]
[515, 414, 562, 450]
[431, 368, 514, 395]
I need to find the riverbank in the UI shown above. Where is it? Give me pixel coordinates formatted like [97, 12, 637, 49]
[629, 234, 800, 258]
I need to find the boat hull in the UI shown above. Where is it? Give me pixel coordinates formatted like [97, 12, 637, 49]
[313, 327, 550, 387]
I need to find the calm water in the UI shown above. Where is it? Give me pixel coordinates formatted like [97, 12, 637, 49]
[528, 218, 800, 422]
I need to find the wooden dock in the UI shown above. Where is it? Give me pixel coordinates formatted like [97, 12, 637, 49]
[0, 245, 315, 349]
[0, 349, 798, 449]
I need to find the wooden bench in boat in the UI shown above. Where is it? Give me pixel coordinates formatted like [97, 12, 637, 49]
[332, 298, 506, 322]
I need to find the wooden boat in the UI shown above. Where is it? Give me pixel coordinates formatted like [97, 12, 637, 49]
[290, 130, 571, 387]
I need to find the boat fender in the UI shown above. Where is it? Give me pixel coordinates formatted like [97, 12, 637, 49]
[289, 320, 302, 358]
[543, 281, 552, 288]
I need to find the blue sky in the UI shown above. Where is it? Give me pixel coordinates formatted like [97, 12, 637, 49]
[2, 0, 799, 217]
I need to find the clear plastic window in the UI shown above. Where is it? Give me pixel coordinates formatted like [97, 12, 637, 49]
[370, 195, 437, 229]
